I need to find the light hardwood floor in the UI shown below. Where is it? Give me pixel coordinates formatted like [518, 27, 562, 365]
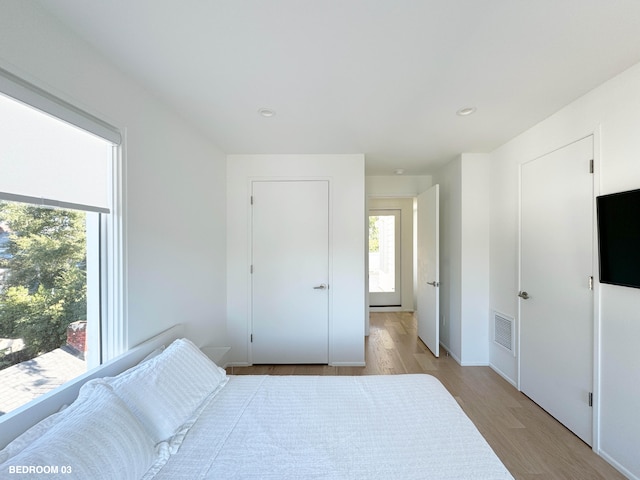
[229, 312, 625, 480]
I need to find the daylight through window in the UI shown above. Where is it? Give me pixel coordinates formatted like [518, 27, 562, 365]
[0, 85, 120, 416]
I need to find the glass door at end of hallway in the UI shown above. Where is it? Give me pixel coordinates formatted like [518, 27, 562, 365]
[368, 209, 401, 307]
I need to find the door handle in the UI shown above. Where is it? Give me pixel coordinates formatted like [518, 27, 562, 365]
[426, 281, 440, 287]
[313, 284, 328, 290]
[518, 291, 530, 300]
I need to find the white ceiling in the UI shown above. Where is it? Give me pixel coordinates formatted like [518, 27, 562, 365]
[37, 0, 640, 175]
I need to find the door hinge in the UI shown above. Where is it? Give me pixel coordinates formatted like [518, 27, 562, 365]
[250, 334, 253, 343]
[250, 195, 254, 205]
[589, 276, 594, 290]
[250, 265, 253, 274]
[589, 159, 594, 174]
[588, 392, 593, 407]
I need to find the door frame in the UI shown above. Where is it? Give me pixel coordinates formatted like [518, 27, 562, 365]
[247, 176, 334, 365]
[517, 131, 602, 451]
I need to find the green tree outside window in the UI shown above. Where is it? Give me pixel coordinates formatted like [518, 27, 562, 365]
[0, 202, 86, 364]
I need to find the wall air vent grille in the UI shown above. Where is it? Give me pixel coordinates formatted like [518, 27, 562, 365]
[493, 312, 515, 355]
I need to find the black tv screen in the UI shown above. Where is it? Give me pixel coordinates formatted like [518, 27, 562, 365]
[597, 188, 640, 289]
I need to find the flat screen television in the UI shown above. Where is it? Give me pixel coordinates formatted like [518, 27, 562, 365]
[596, 188, 640, 289]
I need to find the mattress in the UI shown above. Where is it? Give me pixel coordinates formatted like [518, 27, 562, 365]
[149, 374, 513, 480]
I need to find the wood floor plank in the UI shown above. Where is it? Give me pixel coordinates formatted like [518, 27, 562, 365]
[229, 312, 626, 480]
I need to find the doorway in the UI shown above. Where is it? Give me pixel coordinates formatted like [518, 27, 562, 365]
[368, 209, 401, 307]
[367, 198, 416, 311]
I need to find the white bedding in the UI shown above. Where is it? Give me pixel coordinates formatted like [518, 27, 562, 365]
[149, 374, 513, 480]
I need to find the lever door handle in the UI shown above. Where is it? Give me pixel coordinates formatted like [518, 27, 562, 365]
[518, 291, 530, 300]
[426, 281, 440, 287]
[313, 284, 328, 290]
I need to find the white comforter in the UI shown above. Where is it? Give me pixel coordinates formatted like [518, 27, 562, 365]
[150, 374, 513, 480]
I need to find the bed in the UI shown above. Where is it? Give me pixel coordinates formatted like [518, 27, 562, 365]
[0, 328, 514, 480]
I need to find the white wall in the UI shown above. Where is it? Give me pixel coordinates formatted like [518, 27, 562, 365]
[227, 154, 365, 366]
[0, 1, 228, 349]
[366, 175, 432, 196]
[460, 154, 490, 365]
[489, 61, 640, 479]
[433, 154, 490, 365]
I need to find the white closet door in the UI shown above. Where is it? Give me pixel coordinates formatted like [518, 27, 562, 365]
[251, 180, 329, 364]
[520, 136, 594, 445]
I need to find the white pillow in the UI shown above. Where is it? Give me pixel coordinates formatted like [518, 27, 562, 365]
[0, 378, 103, 464]
[0, 381, 156, 480]
[108, 338, 228, 443]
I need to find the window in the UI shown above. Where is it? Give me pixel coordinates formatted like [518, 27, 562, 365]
[0, 68, 123, 416]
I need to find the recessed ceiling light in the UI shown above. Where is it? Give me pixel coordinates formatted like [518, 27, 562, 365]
[456, 106, 476, 116]
[394, 168, 405, 175]
[258, 108, 276, 118]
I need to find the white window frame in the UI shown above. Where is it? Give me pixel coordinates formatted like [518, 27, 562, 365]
[0, 66, 126, 365]
[101, 142, 127, 361]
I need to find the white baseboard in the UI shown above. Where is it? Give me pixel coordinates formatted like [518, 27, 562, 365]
[599, 449, 639, 480]
[489, 363, 518, 388]
[439, 344, 462, 365]
[330, 362, 366, 367]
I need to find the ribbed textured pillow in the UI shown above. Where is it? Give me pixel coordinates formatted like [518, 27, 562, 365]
[0, 381, 156, 480]
[108, 338, 228, 444]
[0, 378, 112, 464]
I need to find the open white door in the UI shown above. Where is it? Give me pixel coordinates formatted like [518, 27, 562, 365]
[417, 184, 439, 357]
